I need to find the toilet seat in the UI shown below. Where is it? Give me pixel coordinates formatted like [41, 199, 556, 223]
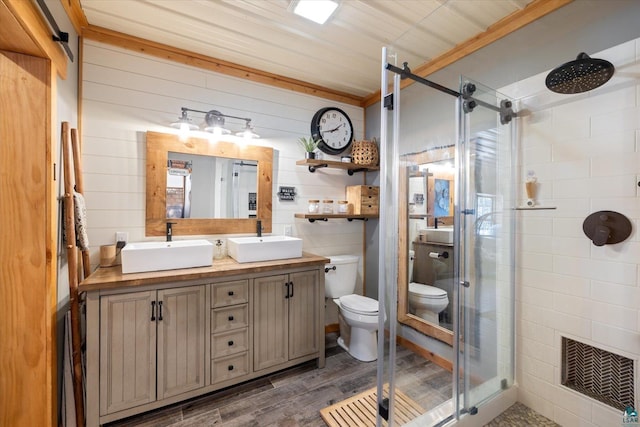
[409, 282, 448, 299]
[339, 294, 378, 315]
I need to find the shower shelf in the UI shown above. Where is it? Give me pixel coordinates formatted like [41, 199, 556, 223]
[514, 206, 557, 210]
[296, 159, 379, 175]
[294, 213, 378, 223]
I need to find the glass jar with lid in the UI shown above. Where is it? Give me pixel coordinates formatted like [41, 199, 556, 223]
[322, 199, 334, 214]
[308, 199, 320, 214]
[337, 200, 349, 214]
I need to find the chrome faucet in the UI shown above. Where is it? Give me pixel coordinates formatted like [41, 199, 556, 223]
[434, 217, 441, 229]
[256, 220, 262, 237]
[166, 222, 176, 241]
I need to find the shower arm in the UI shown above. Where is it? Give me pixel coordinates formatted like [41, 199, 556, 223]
[385, 62, 516, 124]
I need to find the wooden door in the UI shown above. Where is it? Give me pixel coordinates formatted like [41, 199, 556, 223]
[288, 270, 320, 360]
[0, 50, 53, 426]
[157, 285, 206, 400]
[100, 291, 157, 415]
[253, 274, 288, 371]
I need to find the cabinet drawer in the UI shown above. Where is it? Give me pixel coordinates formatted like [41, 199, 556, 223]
[211, 304, 248, 333]
[211, 352, 249, 384]
[211, 328, 248, 359]
[211, 280, 248, 307]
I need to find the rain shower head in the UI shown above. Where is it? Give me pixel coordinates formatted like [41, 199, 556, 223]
[545, 52, 614, 94]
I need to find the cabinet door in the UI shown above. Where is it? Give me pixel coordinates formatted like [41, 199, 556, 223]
[288, 270, 320, 360]
[100, 291, 157, 415]
[157, 286, 206, 400]
[253, 274, 288, 371]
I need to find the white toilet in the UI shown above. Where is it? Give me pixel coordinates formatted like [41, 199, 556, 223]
[408, 250, 449, 325]
[325, 255, 381, 362]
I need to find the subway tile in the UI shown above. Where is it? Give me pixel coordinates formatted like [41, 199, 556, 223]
[520, 286, 555, 309]
[551, 236, 590, 258]
[543, 311, 591, 340]
[591, 322, 640, 355]
[553, 255, 637, 286]
[553, 293, 591, 319]
[552, 218, 585, 238]
[589, 300, 638, 331]
[552, 179, 593, 199]
[552, 116, 592, 141]
[554, 131, 636, 163]
[519, 251, 553, 272]
[590, 401, 625, 427]
[553, 386, 594, 422]
[591, 152, 640, 177]
[591, 106, 640, 135]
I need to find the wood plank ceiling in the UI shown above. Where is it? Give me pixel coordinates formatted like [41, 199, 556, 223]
[80, 0, 540, 103]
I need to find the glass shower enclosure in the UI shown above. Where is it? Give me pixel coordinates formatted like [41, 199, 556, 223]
[377, 48, 516, 426]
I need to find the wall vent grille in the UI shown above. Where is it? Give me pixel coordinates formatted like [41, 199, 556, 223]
[561, 337, 635, 411]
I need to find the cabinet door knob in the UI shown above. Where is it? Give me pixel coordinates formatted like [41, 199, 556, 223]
[228, 315, 234, 321]
[228, 290, 234, 296]
[228, 365, 234, 371]
[228, 340, 234, 346]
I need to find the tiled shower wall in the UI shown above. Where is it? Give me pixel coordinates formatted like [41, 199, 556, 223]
[81, 40, 367, 301]
[502, 38, 640, 426]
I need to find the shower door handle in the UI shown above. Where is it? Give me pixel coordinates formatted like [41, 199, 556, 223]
[460, 281, 470, 288]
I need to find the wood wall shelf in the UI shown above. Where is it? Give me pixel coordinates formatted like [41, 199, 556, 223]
[294, 213, 378, 223]
[296, 159, 379, 175]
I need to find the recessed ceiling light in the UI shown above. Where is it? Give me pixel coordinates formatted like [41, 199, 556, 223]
[292, 0, 339, 25]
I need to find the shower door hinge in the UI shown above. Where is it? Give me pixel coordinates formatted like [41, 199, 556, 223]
[383, 94, 393, 110]
[378, 397, 389, 421]
[460, 281, 470, 288]
[461, 208, 475, 215]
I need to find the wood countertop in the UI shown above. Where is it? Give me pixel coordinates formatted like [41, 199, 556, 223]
[79, 252, 330, 292]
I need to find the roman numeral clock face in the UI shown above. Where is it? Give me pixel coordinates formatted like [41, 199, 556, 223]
[310, 107, 354, 155]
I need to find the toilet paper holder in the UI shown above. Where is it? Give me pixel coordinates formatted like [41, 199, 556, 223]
[582, 210, 632, 246]
[429, 251, 449, 259]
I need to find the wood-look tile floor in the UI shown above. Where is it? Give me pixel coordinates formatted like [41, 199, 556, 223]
[105, 335, 452, 427]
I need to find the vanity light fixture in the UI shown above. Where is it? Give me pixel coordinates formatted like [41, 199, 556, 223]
[291, 0, 339, 25]
[170, 107, 260, 140]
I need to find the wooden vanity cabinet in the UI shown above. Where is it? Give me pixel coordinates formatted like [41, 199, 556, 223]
[254, 270, 320, 371]
[98, 285, 206, 416]
[83, 255, 326, 427]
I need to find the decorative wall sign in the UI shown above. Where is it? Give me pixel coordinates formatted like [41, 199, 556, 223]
[277, 186, 297, 201]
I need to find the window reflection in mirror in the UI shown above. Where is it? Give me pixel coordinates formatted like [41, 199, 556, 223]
[166, 152, 257, 219]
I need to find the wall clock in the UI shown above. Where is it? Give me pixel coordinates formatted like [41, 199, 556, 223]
[310, 107, 354, 155]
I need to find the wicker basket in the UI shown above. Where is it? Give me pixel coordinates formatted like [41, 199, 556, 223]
[351, 139, 379, 166]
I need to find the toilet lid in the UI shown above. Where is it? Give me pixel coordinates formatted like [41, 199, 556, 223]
[339, 294, 378, 315]
[409, 282, 448, 299]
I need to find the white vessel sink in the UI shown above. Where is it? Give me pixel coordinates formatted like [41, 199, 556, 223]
[121, 239, 214, 274]
[227, 236, 303, 263]
[422, 227, 454, 244]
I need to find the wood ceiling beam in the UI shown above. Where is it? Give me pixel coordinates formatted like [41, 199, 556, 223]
[361, 0, 574, 108]
[83, 25, 365, 107]
[60, 0, 88, 35]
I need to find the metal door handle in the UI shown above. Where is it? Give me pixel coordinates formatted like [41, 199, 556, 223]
[151, 301, 156, 321]
[158, 301, 163, 321]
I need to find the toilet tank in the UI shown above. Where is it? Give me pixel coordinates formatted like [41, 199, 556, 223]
[324, 255, 359, 298]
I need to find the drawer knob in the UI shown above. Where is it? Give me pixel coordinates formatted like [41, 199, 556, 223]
[228, 291, 234, 296]
[228, 315, 234, 321]
[228, 365, 234, 371]
[228, 340, 234, 346]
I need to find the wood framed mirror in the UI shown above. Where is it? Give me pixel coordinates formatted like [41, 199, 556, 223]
[146, 131, 273, 236]
[398, 145, 455, 346]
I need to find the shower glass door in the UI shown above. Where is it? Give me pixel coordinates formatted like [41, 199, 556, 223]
[455, 77, 516, 417]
